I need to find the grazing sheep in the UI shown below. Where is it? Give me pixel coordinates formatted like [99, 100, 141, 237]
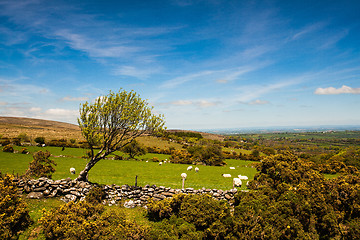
[222, 174, 232, 178]
[70, 168, 76, 175]
[195, 167, 199, 172]
[233, 178, 242, 188]
[229, 167, 235, 170]
[159, 162, 163, 165]
[187, 166, 193, 171]
[181, 172, 187, 189]
[238, 175, 248, 180]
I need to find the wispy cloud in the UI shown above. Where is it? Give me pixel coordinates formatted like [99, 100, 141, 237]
[236, 80, 300, 102]
[162, 99, 220, 108]
[60, 96, 89, 102]
[291, 22, 328, 40]
[0, 78, 50, 97]
[248, 99, 269, 105]
[113, 65, 161, 79]
[160, 70, 219, 88]
[315, 85, 360, 95]
[318, 29, 349, 49]
[215, 65, 262, 84]
[162, 63, 268, 88]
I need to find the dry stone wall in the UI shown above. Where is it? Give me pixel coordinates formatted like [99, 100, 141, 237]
[13, 177, 239, 207]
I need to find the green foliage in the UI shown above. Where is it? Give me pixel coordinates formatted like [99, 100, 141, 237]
[20, 148, 29, 154]
[234, 153, 360, 239]
[0, 174, 31, 239]
[77, 89, 165, 181]
[85, 186, 107, 205]
[147, 194, 233, 239]
[48, 139, 68, 147]
[0, 137, 11, 146]
[2, 144, 14, 153]
[149, 215, 204, 240]
[170, 144, 226, 166]
[26, 151, 57, 179]
[34, 137, 45, 145]
[40, 201, 149, 239]
[122, 140, 147, 159]
[17, 133, 30, 143]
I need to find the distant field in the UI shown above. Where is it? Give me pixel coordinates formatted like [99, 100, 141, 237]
[0, 146, 257, 190]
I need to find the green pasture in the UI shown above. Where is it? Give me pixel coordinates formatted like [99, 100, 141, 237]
[0, 146, 257, 190]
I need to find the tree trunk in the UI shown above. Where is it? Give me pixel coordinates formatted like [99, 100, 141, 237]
[76, 159, 97, 182]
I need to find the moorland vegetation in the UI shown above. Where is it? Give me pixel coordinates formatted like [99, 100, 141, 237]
[0, 89, 359, 239]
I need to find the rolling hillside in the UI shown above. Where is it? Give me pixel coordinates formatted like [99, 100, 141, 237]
[0, 116, 223, 143]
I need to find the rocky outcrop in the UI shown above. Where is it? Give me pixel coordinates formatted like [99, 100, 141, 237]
[13, 177, 239, 206]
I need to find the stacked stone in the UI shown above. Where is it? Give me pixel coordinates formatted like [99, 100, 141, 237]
[13, 178, 239, 206]
[13, 177, 92, 203]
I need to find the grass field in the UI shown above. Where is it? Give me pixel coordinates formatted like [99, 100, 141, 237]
[0, 146, 257, 190]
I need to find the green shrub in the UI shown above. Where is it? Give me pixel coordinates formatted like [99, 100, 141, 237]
[85, 186, 107, 205]
[147, 194, 234, 239]
[40, 201, 149, 239]
[12, 137, 21, 146]
[26, 151, 56, 179]
[2, 144, 14, 153]
[17, 133, 30, 143]
[0, 174, 32, 239]
[69, 139, 76, 144]
[20, 148, 29, 154]
[0, 138, 11, 146]
[34, 137, 45, 145]
[150, 215, 204, 240]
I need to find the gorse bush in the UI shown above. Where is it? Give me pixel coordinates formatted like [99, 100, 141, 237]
[26, 151, 56, 179]
[147, 194, 234, 239]
[85, 185, 107, 205]
[2, 144, 14, 153]
[0, 174, 31, 239]
[40, 201, 149, 240]
[34, 136, 45, 145]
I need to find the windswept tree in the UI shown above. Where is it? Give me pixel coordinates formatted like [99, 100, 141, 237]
[76, 89, 165, 181]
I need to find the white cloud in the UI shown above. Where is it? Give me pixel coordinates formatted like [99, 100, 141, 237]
[165, 99, 220, 108]
[61, 96, 89, 102]
[29, 107, 42, 112]
[314, 85, 360, 95]
[172, 100, 193, 105]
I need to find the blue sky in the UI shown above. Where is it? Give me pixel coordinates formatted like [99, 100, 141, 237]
[0, 0, 359, 130]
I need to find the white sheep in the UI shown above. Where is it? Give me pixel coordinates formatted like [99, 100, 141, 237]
[238, 175, 248, 180]
[70, 167, 76, 175]
[159, 162, 163, 165]
[181, 172, 187, 189]
[233, 178, 242, 188]
[187, 166, 193, 171]
[229, 167, 235, 170]
[222, 174, 231, 178]
[195, 167, 199, 172]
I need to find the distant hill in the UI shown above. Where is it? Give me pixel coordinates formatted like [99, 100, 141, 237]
[0, 117, 224, 142]
[0, 117, 83, 141]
